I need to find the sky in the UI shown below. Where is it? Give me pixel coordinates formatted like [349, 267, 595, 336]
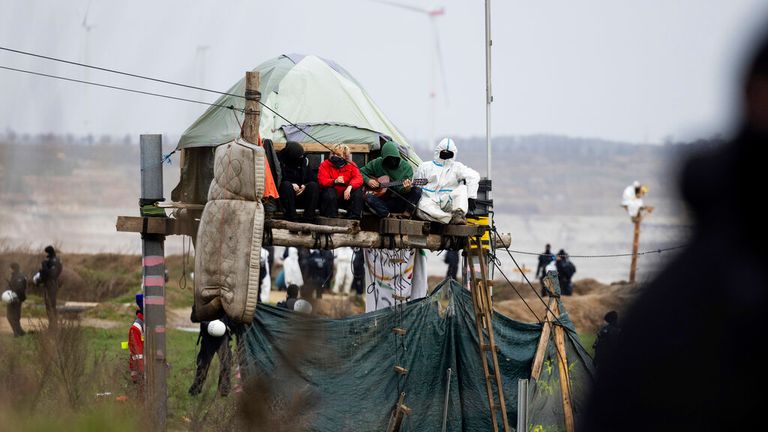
[1, 0, 767, 145]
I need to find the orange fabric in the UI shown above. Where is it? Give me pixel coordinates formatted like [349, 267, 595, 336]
[258, 136, 280, 199]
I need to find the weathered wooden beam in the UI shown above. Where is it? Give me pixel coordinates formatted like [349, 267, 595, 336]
[552, 300, 575, 432]
[530, 297, 555, 380]
[268, 228, 511, 251]
[266, 219, 355, 234]
[243, 71, 261, 143]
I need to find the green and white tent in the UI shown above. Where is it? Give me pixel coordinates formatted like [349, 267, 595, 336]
[178, 54, 414, 158]
[172, 54, 421, 204]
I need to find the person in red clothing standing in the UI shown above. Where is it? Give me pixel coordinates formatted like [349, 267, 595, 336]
[318, 144, 364, 219]
[129, 293, 145, 388]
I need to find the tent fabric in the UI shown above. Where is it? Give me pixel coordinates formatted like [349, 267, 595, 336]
[241, 279, 593, 431]
[177, 54, 418, 165]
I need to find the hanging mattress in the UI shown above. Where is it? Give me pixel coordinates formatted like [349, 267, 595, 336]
[195, 139, 265, 323]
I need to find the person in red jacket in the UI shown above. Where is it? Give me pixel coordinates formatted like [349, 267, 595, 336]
[318, 144, 364, 219]
[129, 293, 145, 386]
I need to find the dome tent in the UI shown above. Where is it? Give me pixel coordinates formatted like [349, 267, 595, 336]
[177, 54, 419, 163]
[172, 54, 421, 204]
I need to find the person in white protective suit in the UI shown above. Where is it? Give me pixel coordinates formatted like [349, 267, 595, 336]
[259, 248, 271, 303]
[622, 181, 649, 219]
[414, 138, 480, 224]
[283, 247, 304, 288]
[332, 247, 354, 295]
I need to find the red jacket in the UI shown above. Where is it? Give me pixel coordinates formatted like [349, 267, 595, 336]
[129, 312, 144, 382]
[317, 160, 363, 197]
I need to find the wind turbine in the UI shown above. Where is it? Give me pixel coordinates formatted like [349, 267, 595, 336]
[81, 0, 96, 134]
[370, 0, 448, 150]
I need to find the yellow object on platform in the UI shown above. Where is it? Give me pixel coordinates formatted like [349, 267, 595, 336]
[467, 216, 491, 250]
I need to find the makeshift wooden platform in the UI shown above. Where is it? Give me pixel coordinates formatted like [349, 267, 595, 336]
[116, 212, 509, 252]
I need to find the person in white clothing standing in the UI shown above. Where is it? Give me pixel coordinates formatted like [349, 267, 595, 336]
[332, 247, 354, 295]
[414, 138, 480, 224]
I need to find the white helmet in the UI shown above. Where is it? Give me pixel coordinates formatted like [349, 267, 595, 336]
[1, 290, 18, 304]
[293, 299, 313, 314]
[207, 319, 227, 337]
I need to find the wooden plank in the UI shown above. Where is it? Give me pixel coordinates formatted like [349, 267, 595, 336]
[552, 301, 575, 432]
[271, 142, 371, 153]
[116, 216, 176, 235]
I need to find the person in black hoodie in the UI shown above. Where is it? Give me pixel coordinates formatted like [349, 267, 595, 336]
[278, 141, 319, 222]
[38, 245, 62, 327]
[581, 30, 768, 431]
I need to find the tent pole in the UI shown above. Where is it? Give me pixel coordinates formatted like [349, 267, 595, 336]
[243, 71, 261, 143]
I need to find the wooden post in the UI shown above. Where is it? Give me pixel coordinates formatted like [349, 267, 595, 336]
[529, 272, 574, 432]
[243, 71, 261, 143]
[139, 134, 167, 430]
[629, 214, 641, 284]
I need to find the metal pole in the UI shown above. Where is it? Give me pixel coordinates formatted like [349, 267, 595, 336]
[484, 0, 493, 199]
[140, 134, 167, 430]
[516, 379, 529, 432]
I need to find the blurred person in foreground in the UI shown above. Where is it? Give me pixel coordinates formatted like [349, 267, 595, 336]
[38, 245, 63, 328]
[582, 31, 768, 431]
[592, 310, 621, 369]
[5, 262, 27, 337]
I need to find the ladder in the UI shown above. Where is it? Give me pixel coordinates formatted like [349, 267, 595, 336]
[466, 235, 511, 432]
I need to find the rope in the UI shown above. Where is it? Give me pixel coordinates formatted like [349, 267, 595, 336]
[0, 46, 337, 152]
[0, 65, 244, 112]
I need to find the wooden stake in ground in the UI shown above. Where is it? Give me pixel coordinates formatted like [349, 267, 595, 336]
[139, 134, 167, 431]
[529, 271, 575, 432]
[629, 206, 653, 284]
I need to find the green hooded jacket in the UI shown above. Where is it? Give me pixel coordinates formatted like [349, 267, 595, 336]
[360, 141, 414, 194]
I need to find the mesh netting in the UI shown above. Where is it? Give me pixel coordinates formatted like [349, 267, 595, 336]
[240, 279, 593, 431]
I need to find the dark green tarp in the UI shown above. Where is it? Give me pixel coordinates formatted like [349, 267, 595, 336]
[242, 279, 593, 431]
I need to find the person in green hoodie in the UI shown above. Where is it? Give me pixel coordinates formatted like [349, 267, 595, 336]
[360, 141, 422, 218]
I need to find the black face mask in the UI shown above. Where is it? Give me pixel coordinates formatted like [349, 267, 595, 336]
[439, 150, 455, 160]
[383, 157, 400, 169]
[330, 155, 347, 168]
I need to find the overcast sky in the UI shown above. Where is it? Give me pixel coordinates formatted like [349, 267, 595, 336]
[1, 0, 767, 145]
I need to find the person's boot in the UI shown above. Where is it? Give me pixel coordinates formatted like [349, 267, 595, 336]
[449, 209, 467, 225]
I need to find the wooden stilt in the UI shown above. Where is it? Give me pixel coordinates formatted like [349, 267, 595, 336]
[467, 236, 510, 432]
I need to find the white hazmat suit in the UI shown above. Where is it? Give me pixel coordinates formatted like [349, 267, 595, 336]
[283, 247, 304, 288]
[414, 138, 480, 224]
[259, 248, 271, 303]
[622, 181, 644, 218]
[332, 247, 354, 295]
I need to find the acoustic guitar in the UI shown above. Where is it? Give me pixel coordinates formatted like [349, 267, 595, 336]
[366, 175, 428, 198]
